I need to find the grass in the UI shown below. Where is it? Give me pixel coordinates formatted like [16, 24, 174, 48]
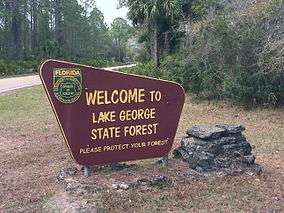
[0, 86, 283, 212]
[0, 86, 54, 131]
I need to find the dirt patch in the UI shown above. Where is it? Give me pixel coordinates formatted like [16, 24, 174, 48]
[0, 133, 75, 212]
[51, 158, 284, 212]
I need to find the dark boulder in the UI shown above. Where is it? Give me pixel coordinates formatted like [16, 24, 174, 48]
[173, 124, 262, 176]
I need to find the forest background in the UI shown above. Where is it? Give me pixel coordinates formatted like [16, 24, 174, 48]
[0, 0, 283, 105]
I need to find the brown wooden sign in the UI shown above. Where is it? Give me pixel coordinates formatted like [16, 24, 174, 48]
[39, 60, 185, 165]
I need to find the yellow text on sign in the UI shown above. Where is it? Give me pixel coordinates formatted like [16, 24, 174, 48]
[90, 123, 159, 140]
[92, 108, 156, 124]
[86, 88, 146, 106]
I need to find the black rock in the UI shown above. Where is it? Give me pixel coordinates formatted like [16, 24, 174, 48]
[241, 155, 255, 165]
[181, 137, 195, 147]
[213, 157, 233, 168]
[222, 142, 252, 155]
[174, 124, 262, 176]
[219, 137, 241, 145]
[194, 152, 215, 171]
[221, 163, 262, 176]
[216, 124, 245, 134]
[186, 126, 226, 139]
[173, 147, 194, 161]
[244, 164, 263, 176]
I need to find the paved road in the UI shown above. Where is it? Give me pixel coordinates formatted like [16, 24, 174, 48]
[0, 64, 136, 94]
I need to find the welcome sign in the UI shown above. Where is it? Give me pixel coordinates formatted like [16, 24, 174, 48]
[40, 60, 185, 165]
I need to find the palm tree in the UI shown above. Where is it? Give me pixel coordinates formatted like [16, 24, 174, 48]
[127, 0, 181, 67]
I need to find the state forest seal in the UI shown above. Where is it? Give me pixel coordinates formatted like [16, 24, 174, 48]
[53, 68, 82, 104]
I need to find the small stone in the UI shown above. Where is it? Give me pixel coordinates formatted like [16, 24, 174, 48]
[64, 179, 98, 195]
[150, 175, 172, 188]
[110, 163, 131, 171]
[57, 167, 78, 181]
[186, 126, 226, 139]
[112, 182, 130, 190]
[136, 178, 151, 186]
[119, 183, 130, 190]
[111, 183, 119, 189]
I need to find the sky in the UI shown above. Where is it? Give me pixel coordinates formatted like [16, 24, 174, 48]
[95, 0, 129, 26]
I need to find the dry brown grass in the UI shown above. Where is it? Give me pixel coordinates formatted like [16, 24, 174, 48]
[0, 86, 283, 212]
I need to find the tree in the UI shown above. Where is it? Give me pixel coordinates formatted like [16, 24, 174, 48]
[126, 0, 181, 67]
[110, 17, 132, 62]
[30, 0, 38, 52]
[54, 0, 64, 56]
[88, 6, 111, 57]
[0, 0, 133, 65]
[79, 0, 95, 16]
[6, 0, 25, 59]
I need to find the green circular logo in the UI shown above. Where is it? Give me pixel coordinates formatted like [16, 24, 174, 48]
[53, 77, 82, 104]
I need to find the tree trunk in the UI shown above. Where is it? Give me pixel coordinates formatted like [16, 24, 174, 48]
[11, 0, 22, 59]
[153, 23, 160, 67]
[54, 0, 64, 56]
[3, 0, 11, 58]
[164, 31, 170, 56]
[31, 0, 38, 52]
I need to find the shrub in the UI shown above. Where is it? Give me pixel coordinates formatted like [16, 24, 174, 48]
[121, 62, 162, 78]
[122, 0, 283, 106]
[182, 0, 284, 105]
[0, 58, 119, 77]
[76, 58, 119, 68]
[0, 60, 38, 77]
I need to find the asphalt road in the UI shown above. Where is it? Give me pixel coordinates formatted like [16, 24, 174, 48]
[0, 64, 136, 94]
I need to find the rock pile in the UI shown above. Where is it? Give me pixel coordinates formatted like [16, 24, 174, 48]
[173, 124, 262, 175]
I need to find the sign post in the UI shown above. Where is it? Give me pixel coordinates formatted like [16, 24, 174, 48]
[40, 60, 185, 168]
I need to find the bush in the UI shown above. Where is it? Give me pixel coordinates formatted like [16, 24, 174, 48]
[0, 57, 120, 77]
[76, 58, 120, 68]
[122, 0, 283, 106]
[121, 62, 162, 78]
[183, 0, 284, 105]
[0, 60, 38, 77]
